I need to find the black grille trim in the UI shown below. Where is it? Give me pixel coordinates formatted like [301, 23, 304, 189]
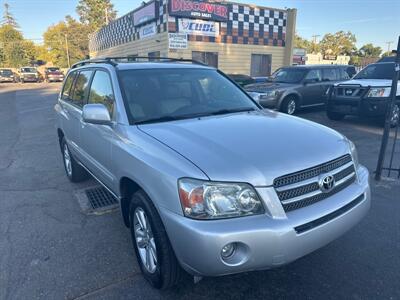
[294, 194, 365, 234]
[274, 155, 352, 188]
[283, 175, 356, 212]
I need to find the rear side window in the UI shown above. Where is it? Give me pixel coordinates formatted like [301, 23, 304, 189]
[322, 68, 337, 81]
[305, 69, 322, 81]
[339, 68, 350, 80]
[88, 70, 115, 116]
[71, 70, 93, 108]
[61, 72, 76, 100]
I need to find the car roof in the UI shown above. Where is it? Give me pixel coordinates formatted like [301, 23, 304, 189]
[285, 64, 352, 69]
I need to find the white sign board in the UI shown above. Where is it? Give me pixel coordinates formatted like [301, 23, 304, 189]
[168, 33, 188, 49]
[178, 18, 219, 37]
[139, 23, 156, 39]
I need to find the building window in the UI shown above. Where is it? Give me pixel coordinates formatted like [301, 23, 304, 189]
[192, 51, 218, 68]
[250, 54, 272, 77]
[148, 51, 160, 61]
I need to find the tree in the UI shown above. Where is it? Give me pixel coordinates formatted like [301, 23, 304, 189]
[320, 31, 357, 56]
[43, 16, 90, 67]
[1, 2, 19, 28]
[0, 24, 27, 67]
[294, 34, 310, 50]
[358, 43, 382, 57]
[76, 0, 117, 32]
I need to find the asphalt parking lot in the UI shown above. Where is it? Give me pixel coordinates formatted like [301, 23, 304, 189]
[0, 83, 399, 300]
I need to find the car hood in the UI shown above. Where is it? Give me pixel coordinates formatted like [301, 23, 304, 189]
[245, 82, 295, 92]
[335, 78, 392, 87]
[138, 111, 350, 186]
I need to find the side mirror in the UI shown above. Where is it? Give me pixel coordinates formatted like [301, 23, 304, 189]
[82, 104, 111, 125]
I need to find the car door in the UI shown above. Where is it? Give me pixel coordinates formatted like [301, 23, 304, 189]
[320, 67, 339, 103]
[79, 69, 116, 189]
[300, 69, 324, 106]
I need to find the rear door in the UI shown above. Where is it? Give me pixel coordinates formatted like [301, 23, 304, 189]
[62, 70, 93, 158]
[79, 69, 116, 188]
[300, 69, 324, 106]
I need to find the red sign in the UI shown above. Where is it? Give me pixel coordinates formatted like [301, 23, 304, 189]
[169, 0, 228, 21]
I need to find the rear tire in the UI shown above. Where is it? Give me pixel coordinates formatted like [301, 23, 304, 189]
[61, 137, 87, 182]
[280, 96, 298, 115]
[327, 110, 345, 121]
[129, 190, 182, 289]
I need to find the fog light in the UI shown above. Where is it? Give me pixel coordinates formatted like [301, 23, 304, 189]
[221, 243, 236, 259]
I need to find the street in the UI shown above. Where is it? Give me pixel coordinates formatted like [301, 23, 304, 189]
[0, 83, 399, 300]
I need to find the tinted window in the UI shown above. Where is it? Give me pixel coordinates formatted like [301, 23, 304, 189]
[271, 68, 307, 83]
[62, 72, 77, 100]
[88, 70, 115, 116]
[322, 68, 337, 81]
[339, 68, 350, 80]
[119, 68, 258, 124]
[21, 68, 37, 73]
[354, 63, 394, 80]
[305, 69, 322, 81]
[71, 71, 92, 107]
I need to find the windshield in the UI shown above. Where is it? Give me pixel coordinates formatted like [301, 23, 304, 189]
[271, 68, 307, 83]
[354, 64, 394, 80]
[0, 70, 13, 76]
[47, 67, 60, 72]
[21, 68, 37, 73]
[119, 68, 259, 124]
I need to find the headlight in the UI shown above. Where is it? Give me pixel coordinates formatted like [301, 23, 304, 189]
[347, 138, 359, 170]
[178, 178, 264, 219]
[248, 91, 279, 101]
[367, 87, 391, 98]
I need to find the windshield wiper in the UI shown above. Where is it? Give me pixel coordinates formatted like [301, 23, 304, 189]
[134, 115, 183, 125]
[208, 107, 256, 116]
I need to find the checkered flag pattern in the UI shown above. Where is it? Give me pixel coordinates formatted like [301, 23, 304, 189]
[89, 0, 168, 52]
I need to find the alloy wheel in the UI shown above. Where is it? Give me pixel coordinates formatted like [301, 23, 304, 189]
[63, 144, 72, 176]
[287, 99, 296, 115]
[134, 207, 157, 274]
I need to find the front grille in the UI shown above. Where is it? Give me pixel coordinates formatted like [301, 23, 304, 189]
[274, 155, 352, 188]
[294, 194, 365, 234]
[333, 86, 368, 98]
[274, 155, 356, 212]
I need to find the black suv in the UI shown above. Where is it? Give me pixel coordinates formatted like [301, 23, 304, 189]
[245, 65, 352, 114]
[327, 62, 399, 126]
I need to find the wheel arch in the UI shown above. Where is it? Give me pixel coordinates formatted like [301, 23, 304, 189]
[119, 177, 145, 227]
[279, 93, 302, 110]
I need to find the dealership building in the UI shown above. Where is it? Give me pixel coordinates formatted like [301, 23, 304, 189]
[89, 0, 296, 76]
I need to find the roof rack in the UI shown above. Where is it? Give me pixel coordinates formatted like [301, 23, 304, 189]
[70, 56, 208, 69]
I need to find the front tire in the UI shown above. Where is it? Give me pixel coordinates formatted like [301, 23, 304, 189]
[280, 96, 298, 115]
[327, 110, 345, 121]
[129, 190, 182, 289]
[61, 137, 87, 182]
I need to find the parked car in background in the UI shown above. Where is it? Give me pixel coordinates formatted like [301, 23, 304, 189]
[245, 65, 351, 114]
[55, 58, 370, 289]
[227, 74, 255, 87]
[45, 67, 65, 82]
[327, 62, 400, 126]
[0, 69, 16, 83]
[377, 56, 395, 63]
[342, 65, 357, 78]
[19, 67, 40, 83]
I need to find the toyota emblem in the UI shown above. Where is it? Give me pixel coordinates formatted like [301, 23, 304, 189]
[319, 174, 335, 193]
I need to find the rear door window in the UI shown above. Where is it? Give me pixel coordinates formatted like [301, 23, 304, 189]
[322, 68, 337, 81]
[71, 70, 93, 108]
[305, 69, 322, 81]
[61, 72, 77, 100]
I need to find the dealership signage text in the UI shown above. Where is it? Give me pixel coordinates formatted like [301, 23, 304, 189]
[169, 0, 228, 21]
[178, 19, 219, 37]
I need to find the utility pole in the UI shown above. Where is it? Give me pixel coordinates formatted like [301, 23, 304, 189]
[311, 35, 320, 44]
[105, 8, 109, 25]
[64, 33, 71, 68]
[386, 41, 394, 54]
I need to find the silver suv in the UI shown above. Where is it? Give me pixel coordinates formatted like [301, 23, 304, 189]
[55, 57, 371, 289]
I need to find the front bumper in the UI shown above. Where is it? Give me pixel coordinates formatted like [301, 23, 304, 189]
[47, 75, 64, 82]
[21, 76, 39, 82]
[329, 96, 389, 118]
[0, 77, 14, 82]
[161, 166, 370, 276]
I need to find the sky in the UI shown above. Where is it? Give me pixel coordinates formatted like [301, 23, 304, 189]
[1, 0, 399, 52]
